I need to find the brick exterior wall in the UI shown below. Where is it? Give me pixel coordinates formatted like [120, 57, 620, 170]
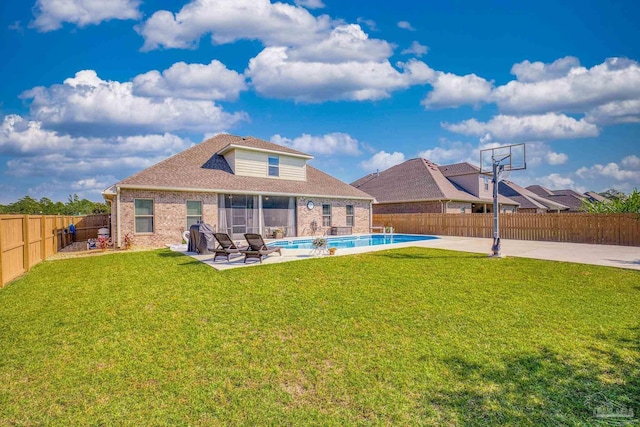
[373, 201, 443, 214]
[113, 190, 371, 247]
[115, 189, 218, 248]
[445, 202, 473, 213]
[296, 197, 370, 236]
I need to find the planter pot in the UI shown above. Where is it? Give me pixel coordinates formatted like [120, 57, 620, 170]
[273, 231, 283, 239]
[328, 248, 337, 256]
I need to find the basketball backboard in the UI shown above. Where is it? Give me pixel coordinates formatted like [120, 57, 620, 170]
[480, 143, 526, 175]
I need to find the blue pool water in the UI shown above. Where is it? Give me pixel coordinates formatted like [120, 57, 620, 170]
[268, 234, 437, 250]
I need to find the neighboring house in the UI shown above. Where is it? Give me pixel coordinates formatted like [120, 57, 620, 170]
[498, 181, 570, 213]
[103, 134, 374, 248]
[351, 159, 519, 214]
[584, 191, 608, 203]
[526, 185, 594, 212]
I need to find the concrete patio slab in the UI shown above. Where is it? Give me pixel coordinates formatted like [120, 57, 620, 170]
[169, 235, 640, 271]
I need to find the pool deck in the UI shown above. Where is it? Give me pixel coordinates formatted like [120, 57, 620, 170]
[169, 235, 640, 271]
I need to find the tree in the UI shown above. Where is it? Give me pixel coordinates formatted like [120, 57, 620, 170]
[598, 188, 624, 200]
[0, 194, 108, 215]
[582, 188, 640, 213]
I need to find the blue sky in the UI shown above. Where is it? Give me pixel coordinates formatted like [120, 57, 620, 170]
[1, 0, 639, 203]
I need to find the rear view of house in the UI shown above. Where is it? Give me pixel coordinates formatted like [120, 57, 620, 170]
[103, 134, 373, 248]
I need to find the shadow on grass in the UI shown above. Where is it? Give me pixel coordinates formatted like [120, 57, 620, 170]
[422, 329, 640, 425]
[156, 250, 188, 258]
[370, 251, 485, 261]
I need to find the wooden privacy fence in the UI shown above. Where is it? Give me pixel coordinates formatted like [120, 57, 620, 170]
[373, 213, 640, 247]
[0, 214, 110, 287]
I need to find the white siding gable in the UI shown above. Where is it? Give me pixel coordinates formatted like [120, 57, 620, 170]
[228, 148, 306, 181]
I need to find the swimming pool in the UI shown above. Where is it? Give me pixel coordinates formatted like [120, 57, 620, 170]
[268, 234, 438, 250]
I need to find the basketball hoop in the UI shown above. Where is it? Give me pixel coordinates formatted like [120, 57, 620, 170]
[479, 143, 526, 258]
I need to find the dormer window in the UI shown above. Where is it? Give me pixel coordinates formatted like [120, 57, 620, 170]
[268, 156, 279, 177]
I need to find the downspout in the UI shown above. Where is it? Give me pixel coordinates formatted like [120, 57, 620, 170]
[116, 186, 122, 248]
[369, 200, 373, 230]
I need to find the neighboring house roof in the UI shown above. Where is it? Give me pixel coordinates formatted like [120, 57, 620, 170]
[110, 134, 373, 200]
[526, 185, 555, 197]
[351, 158, 518, 205]
[525, 185, 588, 211]
[499, 181, 570, 211]
[584, 191, 607, 202]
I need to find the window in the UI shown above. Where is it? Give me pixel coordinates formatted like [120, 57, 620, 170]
[322, 204, 331, 227]
[484, 176, 489, 191]
[346, 205, 354, 227]
[460, 207, 466, 213]
[186, 200, 202, 229]
[134, 199, 154, 233]
[268, 156, 279, 177]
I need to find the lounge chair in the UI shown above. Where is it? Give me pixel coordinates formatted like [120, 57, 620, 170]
[212, 233, 243, 262]
[241, 233, 283, 263]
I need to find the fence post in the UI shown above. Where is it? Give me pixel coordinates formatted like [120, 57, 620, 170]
[23, 215, 30, 273]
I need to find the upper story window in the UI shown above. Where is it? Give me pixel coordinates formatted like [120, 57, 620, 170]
[268, 156, 279, 177]
[346, 205, 354, 227]
[186, 200, 202, 229]
[134, 199, 154, 233]
[484, 176, 489, 191]
[322, 204, 331, 227]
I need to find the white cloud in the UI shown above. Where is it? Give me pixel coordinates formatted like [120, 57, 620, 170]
[359, 151, 406, 172]
[21, 70, 247, 135]
[246, 48, 432, 102]
[31, 0, 140, 32]
[0, 113, 193, 202]
[401, 41, 428, 57]
[294, 0, 325, 9]
[443, 113, 599, 141]
[286, 24, 393, 63]
[136, 0, 332, 51]
[576, 161, 640, 182]
[71, 176, 118, 192]
[510, 56, 581, 83]
[132, 60, 247, 101]
[1, 114, 76, 153]
[545, 151, 568, 165]
[422, 72, 493, 109]
[493, 57, 640, 114]
[417, 140, 476, 164]
[356, 18, 377, 32]
[585, 99, 640, 124]
[397, 21, 415, 31]
[536, 173, 583, 192]
[621, 155, 640, 169]
[271, 133, 361, 155]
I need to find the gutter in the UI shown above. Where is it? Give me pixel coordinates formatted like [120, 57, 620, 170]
[115, 184, 374, 202]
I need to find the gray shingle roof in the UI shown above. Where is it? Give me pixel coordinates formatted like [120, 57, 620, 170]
[438, 162, 480, 177]
[352, 158, 517, 205]
[115, 134, 373, 200]
[500, 181, 569, 211]
[525, 185, 587, 211]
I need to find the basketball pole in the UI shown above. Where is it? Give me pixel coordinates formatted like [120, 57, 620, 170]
[491, 155, 508, 257]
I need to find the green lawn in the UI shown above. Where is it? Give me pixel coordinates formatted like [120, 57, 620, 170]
[0, 248, 638, 426]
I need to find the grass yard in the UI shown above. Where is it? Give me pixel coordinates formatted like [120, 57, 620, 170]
[0, 248, 638, 426]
